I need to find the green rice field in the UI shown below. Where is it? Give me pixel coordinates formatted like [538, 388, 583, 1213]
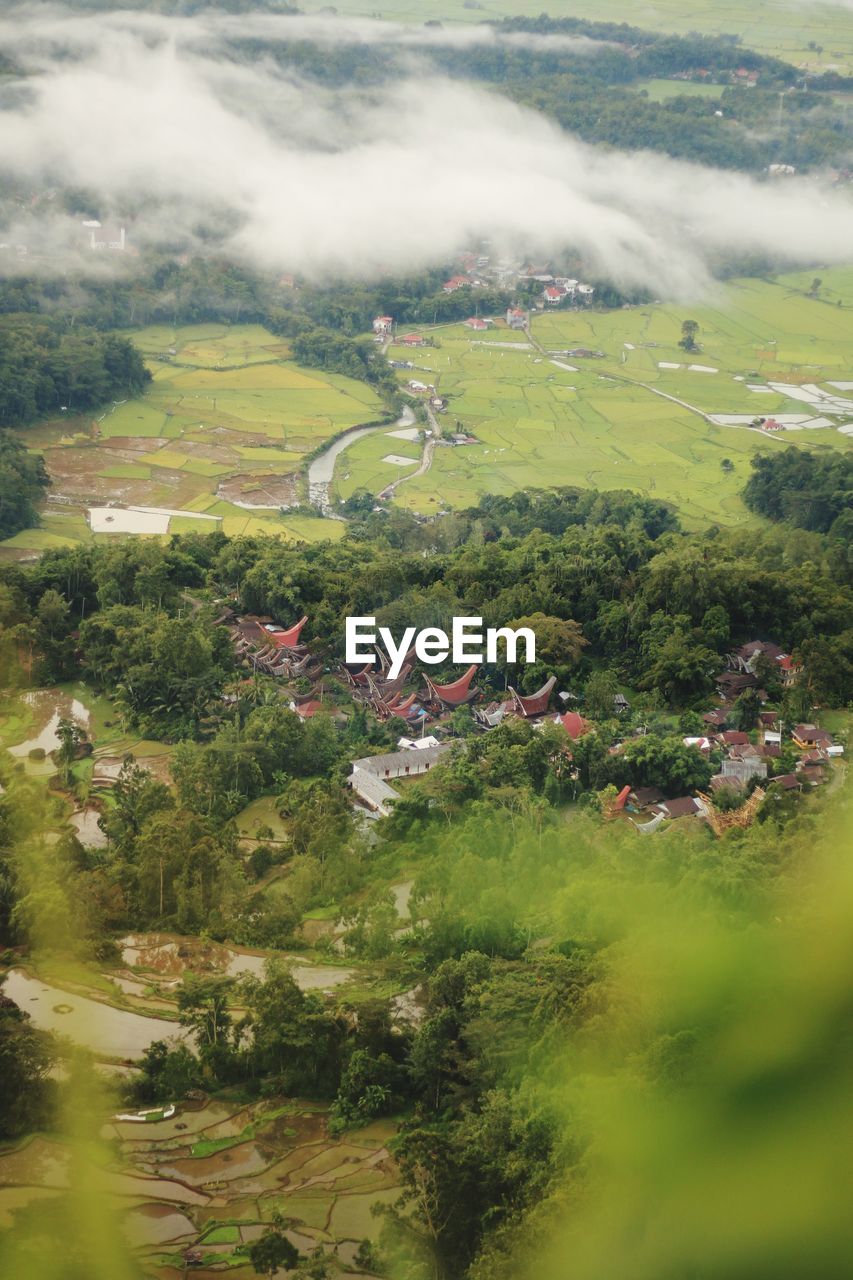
[638, 78, 726, 102]
[341, 269, 853, 529]
[2, 324, 380, 557]
[299, 0, 853, 74]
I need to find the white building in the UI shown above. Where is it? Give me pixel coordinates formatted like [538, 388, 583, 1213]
[349, 743, 451, 816]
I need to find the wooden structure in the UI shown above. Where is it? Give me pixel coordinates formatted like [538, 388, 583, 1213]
[699, 787, 765, 836]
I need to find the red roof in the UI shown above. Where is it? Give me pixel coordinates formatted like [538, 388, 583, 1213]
[509, 675, 556, 718]
[721, 730, 750, 746]
[544, 287, 563, 300]
[295, 700, 323, 719]
[427, 664, 478, 706]
[557, 711, 591, 740]
[390, 692, 418, 716]
[268, 616, 308, 648]
[612, 784, 631, 812]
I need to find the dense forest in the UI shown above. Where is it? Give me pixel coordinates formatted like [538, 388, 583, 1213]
[0, 316, 150, 427]
[0, 435, 48, 539]
[743, 448, 853, 537]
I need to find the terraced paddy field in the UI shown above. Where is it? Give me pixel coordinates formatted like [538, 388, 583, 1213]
[2, 324, 384, 559]
[0, 1100, 397, 1277]
[345, 271, 852, 529]
[299, 0, 853, 74]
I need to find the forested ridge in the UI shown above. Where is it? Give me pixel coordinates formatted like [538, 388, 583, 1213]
[219, 16, 853, 173]
[0, 316, 150, 427]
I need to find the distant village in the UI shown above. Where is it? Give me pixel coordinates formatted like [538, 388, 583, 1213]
[213, 611, 845, 831]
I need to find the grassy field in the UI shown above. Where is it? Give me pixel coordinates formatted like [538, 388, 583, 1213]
[343, 269, 853, 529]
[2, 325, 379, 558]
[298, 0, 853, 74]
[638, 78, 726, 102]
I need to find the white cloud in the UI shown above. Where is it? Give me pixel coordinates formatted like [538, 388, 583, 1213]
[0, 7, 851, 298]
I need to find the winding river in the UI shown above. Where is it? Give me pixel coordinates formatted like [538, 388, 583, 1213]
[307, 405, 416, 512]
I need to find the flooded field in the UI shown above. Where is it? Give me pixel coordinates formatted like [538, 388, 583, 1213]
[2, 969, 181, 1058]
[121, 933, 355, 992]
[69, 807, 108, 847]
[0, 1098, 396, 1275]
[5, 689, 90, 761]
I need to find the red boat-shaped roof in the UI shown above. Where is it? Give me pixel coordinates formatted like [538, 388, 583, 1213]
[509, 675, 556, 718]
[390, 692, 418, 716]
[268, 616, 308, 648]
[426, 664, 478, 706]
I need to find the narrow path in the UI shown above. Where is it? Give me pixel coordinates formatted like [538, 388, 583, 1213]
[378, 401, 440, 500]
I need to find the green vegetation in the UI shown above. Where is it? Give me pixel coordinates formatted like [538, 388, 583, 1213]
[744, 447, 852, 535]
[301, 0, 853, 76]
[0, 435, 48, 540]
[341, 270, 852, 527]
[0, 317, 149, 428]
[0, 9, 852, 1278]
[1, 324, 383, 556]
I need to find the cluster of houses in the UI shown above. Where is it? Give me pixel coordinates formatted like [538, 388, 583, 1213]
[542, 279, 595, 306]
[215, 610, 328, 718]
[370, 254, 595, 349]
[211, 615, 844, 828]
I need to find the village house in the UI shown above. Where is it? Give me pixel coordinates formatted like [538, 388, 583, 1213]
[628, 787, 664, 810]
[443, 276, 471, 293]
[553, 710, 592, 740]
[718, 730, 750, 748]
[83, 220, 126, 251]
[349, 743, 451, 816]
[543, 286, 564, 305]
[400, 333, 426, 347]
[721, 756, 768, 785]
[373, 316, 393, 335]
[725, 640, 800, 688]
[792, 724, 833, 750]
[651, 796, 704, 820]
[506, 308, 528, 329]
[463, 317, 493, 330]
